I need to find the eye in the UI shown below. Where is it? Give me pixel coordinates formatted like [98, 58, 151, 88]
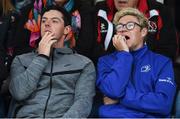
[126, 23, 134, 30]
[116, 24, 124, 31]
[52, 20, 59, 23]
[41, 19, 46, 23]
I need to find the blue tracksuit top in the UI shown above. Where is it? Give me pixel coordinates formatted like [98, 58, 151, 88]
[96, 45, 176, 118]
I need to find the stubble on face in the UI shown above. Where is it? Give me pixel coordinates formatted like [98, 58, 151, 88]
[41, 10, 66, 48]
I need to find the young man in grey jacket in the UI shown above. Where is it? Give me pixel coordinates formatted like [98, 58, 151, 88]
[9, 5, 96, 118]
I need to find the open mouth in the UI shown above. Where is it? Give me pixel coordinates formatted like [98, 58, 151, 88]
[125, 35, 130, 40]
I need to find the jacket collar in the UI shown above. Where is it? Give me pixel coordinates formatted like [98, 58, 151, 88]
[131, 45, 148, 61]
[55, 47, 74, 54]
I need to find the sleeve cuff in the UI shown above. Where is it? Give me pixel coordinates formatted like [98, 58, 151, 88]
[37, 54, 49, 60]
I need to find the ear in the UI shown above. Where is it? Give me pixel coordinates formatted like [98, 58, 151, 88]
[63, 25, 71, 35]
[141, 27, 148, 38]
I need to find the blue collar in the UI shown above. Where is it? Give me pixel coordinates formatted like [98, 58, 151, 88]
[131, 45, 148, 61]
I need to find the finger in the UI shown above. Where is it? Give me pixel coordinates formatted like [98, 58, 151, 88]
[121, 36, 126, 41]
[44, 31, 50, 38]
[114, 35, 119, 40]
[112, 37, 117, 47]
[40, 32, 50, 44]
[48, 39, 57, 46]
[42, 32, 56, 43]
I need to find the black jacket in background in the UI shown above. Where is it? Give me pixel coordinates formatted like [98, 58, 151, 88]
[0, 9, 19, 86]
[13, 2, 35, 56]
[73, 0, 96, 60]
[175, 0, 180, 31]
[146, 0, 177, 62]
[0, 47, 8, 88]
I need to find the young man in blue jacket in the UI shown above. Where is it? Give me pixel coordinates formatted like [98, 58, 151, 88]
[96, 7, 176, 118]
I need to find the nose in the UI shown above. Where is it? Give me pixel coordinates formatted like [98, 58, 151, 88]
[117, 28, 127, 34]
[116, 31, 126, 36]
[121, 25, 128, 32]
[45, 20, 51, 27]
[116, 25, 128, 33]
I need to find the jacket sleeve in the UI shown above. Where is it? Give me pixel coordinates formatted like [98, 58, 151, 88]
[120, 59, 176, 116]
[96, 51, 133, 99]
[63, 61, 96, 118]
[9, 55, 49, 101]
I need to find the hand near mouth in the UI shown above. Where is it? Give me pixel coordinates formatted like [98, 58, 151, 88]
[112, 34, 129, 52]
[38, 32, 57, 56]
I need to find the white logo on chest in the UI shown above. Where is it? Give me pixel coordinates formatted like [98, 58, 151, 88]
[141, 65, 151, 72]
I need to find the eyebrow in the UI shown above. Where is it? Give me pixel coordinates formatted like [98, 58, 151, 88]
[42, 17, 63, 22]
[118, 21, 141, 25]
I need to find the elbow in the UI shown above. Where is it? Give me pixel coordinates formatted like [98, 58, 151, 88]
[157, 106, 171, 116]
[156, 101, 173, 116]
[10, 89, 26, 101]
[158, 92, 176, 116]
[9, 84, 26, 101]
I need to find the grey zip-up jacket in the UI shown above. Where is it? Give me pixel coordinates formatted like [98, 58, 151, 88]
[9, 48, 96, 118]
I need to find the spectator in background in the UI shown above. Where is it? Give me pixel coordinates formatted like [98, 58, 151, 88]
[9, 5, 96, 118]
[96, 8, 176, 118]
[0, 0, 19, 117]
[0, 0, 19, 72]
[0, 45, 8, 117]
[11, 0, 35, 56]
[14, 0, 33, 11]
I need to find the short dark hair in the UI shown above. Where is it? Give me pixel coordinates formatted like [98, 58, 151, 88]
[41, 5, 71, 26]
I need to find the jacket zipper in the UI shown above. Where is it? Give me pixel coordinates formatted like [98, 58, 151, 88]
[43, 50, 54, 118]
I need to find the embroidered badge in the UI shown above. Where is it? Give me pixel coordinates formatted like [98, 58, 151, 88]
[148, 21, 157, 33]
[159, 77, 174, 86]
[101, 23, 107, 33]
[141, 65, 151, 72]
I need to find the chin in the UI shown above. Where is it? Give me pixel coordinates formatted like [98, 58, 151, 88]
[118, 5, 128, 9]
[52, 43, 57, 47]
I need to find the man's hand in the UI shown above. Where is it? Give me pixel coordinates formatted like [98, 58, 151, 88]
[103, 96, 119, 105]
[38, 32, 57, 57]
[112, 34, 129, 52]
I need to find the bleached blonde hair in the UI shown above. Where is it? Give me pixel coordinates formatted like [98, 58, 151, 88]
[113, 7, 148, 29]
